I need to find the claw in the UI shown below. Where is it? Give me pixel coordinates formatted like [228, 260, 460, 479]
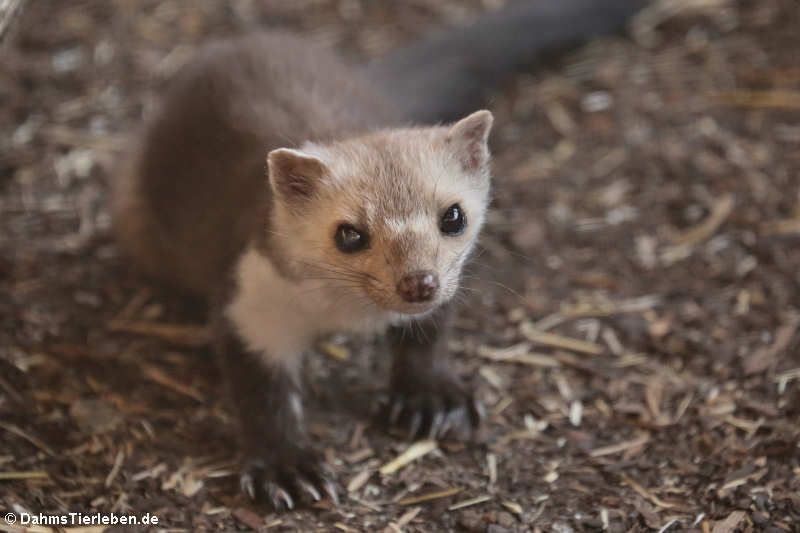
[444, 406, 469, 439]
[439, 414, 454, 438]
[241, 447, 335, 509]
[323, 479, 340, 506]
[298, 479, 321, 501]
[407, 412, 423, 440]
[387, 373, 482, 443]
[268, 485, 295, 510]
[471, 398, 486, 426]
[389, 399, 404, 425]
[428, 410, 445, 439]
[240, 472, 257, 501]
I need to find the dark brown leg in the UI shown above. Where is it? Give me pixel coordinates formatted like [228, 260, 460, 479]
[387, 303, 484, 440]
[214, 317, 337, 510]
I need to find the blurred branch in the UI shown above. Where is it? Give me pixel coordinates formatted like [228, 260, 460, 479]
[0, 0, 26, 44]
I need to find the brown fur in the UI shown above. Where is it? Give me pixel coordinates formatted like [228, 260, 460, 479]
[259, 121, 491, 314]
[113, 31, 496, 507]
[113, 32, 396, 295]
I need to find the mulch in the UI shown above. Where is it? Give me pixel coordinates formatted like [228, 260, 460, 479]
[1, 0, 799, 531]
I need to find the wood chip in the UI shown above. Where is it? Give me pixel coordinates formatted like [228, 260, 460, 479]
[141, 363, 204, 402]
[487, 453, 497, 485]
[107, 320, 212, 347]
[398, 487, 461, 505]
[501, 501, 523, 515]
[520, 322, 604, 355]
[761, 217, 800, 235]
[346, 468, 373, 493]
[395, 506, 423, 528]
[344, 447, 373, 464]
[0, 0, 28, 51]
[745, 315, 799, 374]
[501, 428, 545, 441]
[131, 462, 167, 482]
[510, 353, 562, 367]
[601, 327, 624, 356]
[476, 342, 531, 360]
[662, 193, 735, 261]
[0, 374, 23, 403]
[620, 473, 676, 509]
[479, 365, 505, 389]
[319, 341, 350, 361]
[718, 466, 768, 495]
[379, 440, 437, 475]
[476, 342, 561, 366]
[348, 422, 366, 449]
[448, 495, 492, 511]
[0, 470, 48, 480]
[113, 287, 152, 321]
[493, 396, 513, 415]
[569, 400, 583, 427]
[709, 90, 800, 109]
[589, 433, 650, 457]
[104, 449, 124, 487]
[710, 511, 746, 533]
[776, 367, 800, 382]
[0, 422, 55, 456]
[350, 496, 383, 512]
[531, 313, 566, 331]
[232, 507, 264, 530]
[561, 295, 661, 319]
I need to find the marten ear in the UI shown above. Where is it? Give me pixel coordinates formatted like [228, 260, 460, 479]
[267, 148, 328, 204]
[446, 110, 493, 174]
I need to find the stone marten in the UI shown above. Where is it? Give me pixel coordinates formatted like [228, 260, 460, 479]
[112, 0, 643, 508]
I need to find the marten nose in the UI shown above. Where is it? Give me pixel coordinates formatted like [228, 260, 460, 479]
[397, 271, 439, 303]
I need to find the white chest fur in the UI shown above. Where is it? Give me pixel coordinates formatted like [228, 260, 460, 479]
[225, 248, 398, 366]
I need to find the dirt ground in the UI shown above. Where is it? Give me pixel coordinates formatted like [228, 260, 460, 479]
[2, 0, 800, 531]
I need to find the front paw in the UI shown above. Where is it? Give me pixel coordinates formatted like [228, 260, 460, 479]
[386, 371, 484, 441]
[240, 446, 338, 510]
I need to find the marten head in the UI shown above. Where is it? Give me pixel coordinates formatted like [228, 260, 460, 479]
[266, 110, 493, 317]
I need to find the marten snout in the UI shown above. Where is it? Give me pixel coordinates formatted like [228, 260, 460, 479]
[396, 270, 439, 302]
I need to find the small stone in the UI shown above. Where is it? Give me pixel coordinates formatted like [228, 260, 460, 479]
[70, 399, 121, 433]
[581, 91, 613, 112]
[52, 47, 84, 72]
[551, 522, 574, 533]
[496, 511, 516, 528]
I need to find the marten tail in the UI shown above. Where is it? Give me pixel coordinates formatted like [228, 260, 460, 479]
[366, 0, 646, 123]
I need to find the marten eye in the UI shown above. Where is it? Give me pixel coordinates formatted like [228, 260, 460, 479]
[440, 203, 466, 236]
[335, 223, 369, 253]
